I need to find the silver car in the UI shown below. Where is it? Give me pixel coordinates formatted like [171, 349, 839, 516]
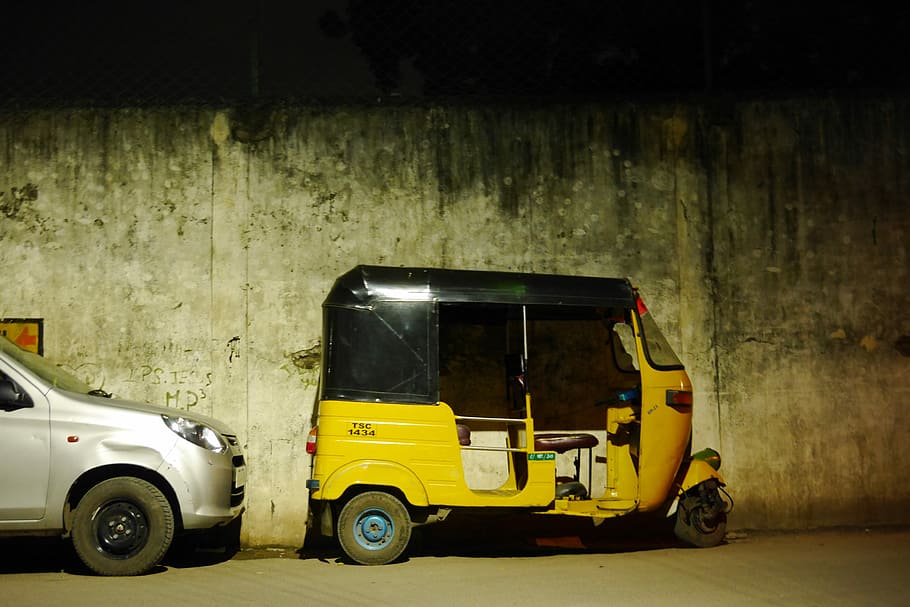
[0, 336, 245, 575]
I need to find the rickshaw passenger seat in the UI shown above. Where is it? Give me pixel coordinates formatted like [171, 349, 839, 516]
[456, 424, 472, 446]
[534, 433, 598, 453]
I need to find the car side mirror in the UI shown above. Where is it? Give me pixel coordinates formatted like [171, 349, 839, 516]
[0, 379, 33, 411]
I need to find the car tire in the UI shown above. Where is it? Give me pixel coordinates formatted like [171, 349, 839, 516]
[71, 476, 175, 576]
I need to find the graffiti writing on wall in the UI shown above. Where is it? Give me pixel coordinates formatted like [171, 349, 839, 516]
[125, 364, 213, 410]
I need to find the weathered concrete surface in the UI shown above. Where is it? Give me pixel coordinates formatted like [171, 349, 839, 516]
[1, 99, 908, 545]
[2, 527, 909, 607]
[704, 100, 910, 528]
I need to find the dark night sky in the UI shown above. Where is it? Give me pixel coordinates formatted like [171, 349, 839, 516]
[2, 1, 908, 105]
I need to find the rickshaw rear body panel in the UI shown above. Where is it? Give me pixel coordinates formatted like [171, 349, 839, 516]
[310, 399, 558, 508]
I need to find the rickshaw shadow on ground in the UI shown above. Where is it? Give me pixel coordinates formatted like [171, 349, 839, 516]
[297, 510, 693, 564]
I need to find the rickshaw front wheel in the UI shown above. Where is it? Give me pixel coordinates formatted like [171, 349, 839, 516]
[337, 491, 412, 565]
[673, 482, 727, 548]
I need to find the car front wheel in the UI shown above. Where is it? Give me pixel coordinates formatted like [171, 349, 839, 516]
[71, 476, 175, 576]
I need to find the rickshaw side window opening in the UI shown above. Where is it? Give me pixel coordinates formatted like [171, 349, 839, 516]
[610, 321, 640, 372]
[438, 303, 511, 416]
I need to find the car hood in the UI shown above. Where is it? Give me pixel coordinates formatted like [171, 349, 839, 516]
[56, 389, 238, 436]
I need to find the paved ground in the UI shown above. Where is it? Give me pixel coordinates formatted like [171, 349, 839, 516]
[2, 519, 908, 607]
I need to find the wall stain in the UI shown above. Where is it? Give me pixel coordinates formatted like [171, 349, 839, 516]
[227, 336, 241, 362]
[231, 106, 275, 144]
[289, 342, 321, 371]
[427, 108, 455, 212]
[0, 183, 38, 218]
[859, 335, 879, 352]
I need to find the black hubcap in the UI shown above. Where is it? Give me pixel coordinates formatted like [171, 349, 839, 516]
[93, 501, 149, 558]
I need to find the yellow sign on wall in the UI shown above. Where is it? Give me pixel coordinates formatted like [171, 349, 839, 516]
[0, 318, 44, 355]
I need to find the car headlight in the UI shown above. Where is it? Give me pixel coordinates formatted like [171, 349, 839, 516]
[162, 415, 228, 454]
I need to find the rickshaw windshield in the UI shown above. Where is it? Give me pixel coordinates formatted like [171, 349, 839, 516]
[637, 308, 684, 370]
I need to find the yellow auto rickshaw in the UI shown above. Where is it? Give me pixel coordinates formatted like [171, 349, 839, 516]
[306, 265, 731, 564]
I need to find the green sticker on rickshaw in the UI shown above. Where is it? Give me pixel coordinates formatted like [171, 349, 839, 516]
[528, 452, 556, 461]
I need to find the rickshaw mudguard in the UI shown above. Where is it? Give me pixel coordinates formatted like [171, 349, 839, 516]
[678, 458, 725, 493]
[318, 459, 430, 507]
[664, 458, 725, 518]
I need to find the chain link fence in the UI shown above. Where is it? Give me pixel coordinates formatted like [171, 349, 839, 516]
[1, 1, 907, 109]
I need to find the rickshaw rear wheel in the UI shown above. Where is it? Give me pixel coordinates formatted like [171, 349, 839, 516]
[673, 485, 727, 548]
[337, 491, 412, 565]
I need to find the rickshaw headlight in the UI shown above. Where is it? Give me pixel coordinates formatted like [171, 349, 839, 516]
[666, 390, 693, 407]
[693, 447, 722, 471]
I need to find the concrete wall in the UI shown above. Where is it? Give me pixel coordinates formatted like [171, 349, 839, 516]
[1, 98, 908, 544]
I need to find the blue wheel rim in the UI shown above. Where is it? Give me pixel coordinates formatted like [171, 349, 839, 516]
[352, 507, 394, 551]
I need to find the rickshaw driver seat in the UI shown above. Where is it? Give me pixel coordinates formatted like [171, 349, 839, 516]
[534, 433, 599, 499]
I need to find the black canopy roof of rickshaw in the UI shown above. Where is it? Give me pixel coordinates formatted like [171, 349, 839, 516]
[321, 266, 639, 404]
[324, 265, 636, 309]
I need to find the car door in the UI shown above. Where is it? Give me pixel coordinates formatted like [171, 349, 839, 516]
[0, 366, 50, 521]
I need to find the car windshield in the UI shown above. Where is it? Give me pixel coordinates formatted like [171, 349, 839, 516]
[0, 337, 95, 394]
